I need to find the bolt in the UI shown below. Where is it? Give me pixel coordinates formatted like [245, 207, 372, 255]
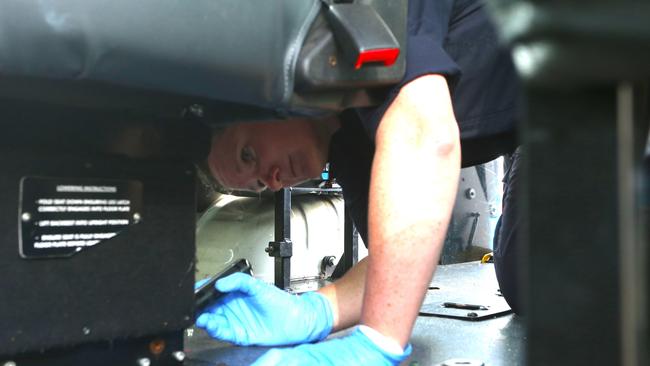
[328, 55, 337, 67]
[489, 205, 498, 217]
[187, 104, 205, 118]
[465, 188, 476, 199]
[21, 212, 31, 222]
[322, 256, 336, 267]
[4, 361, 16, 366]
[265, 247, 271, 253]
[467, 312, 478, 318]
[133, 212, 142, 224]
[172, 351, 186, 362]
[82, 327, 91, 335]
[137, 358, 151, 366]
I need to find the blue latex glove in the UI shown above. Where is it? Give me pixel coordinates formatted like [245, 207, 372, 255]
[251, 327, 412, 366]
[195, 272, 333, 346]
[194, 278, 209, 289]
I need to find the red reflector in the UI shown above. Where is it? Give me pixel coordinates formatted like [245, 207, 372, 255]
[355, 48, 400, 69]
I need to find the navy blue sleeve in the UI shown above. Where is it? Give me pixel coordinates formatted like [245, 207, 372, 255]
[401, 0, 461, 88]
[403, 35, 460, 89]
[355, 0, 461, 138]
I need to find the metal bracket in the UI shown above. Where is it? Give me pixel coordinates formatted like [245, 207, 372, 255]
[269, 188, 292, 290]
[467, 212, 480, 248]
[266, 240, 293, 258]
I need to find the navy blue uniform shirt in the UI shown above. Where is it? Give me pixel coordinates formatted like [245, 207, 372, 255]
[328, 0, 521, 242]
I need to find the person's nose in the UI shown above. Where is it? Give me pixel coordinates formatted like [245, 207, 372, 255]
[261, 166, 283, 191]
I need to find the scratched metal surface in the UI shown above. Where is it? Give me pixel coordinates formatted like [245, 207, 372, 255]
[184, 262, 524, 366]
[420, 261, 513, 320]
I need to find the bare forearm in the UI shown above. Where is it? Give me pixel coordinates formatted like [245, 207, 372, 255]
[318, 257, 368, 331]
[362, 74, 461, 347]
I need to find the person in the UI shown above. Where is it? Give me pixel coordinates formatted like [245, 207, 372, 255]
[196, 0, 521, 364]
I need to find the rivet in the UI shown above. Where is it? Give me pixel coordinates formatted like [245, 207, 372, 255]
[21, 213, 31, 222]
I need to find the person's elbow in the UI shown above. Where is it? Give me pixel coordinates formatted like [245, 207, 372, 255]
[379, 74, 460, 160]
[422, 112, 459, 159]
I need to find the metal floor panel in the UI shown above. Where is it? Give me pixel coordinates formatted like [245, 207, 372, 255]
[421, 261, 512, 320]
[184, 262, 524, 366]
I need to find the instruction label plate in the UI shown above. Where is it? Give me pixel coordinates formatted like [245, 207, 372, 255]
[19, 177, 143, 259]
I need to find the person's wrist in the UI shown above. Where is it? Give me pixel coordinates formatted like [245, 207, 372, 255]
[355, 326, 412, 364]
[358, 325, 404, 355]
[300, 291, 334, 342]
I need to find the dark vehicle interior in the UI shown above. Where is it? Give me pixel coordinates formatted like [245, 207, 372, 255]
[0, 1, 648, 365]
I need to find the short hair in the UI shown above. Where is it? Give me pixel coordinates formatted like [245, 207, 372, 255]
[195, 124, 233, 195]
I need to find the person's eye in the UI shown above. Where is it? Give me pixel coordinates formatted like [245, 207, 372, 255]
[241, 146, 256, 164]
[256, 180, 266, 190]
[247, 180, 266, 193]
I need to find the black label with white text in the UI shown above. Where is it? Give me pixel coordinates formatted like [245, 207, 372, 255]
[19, 177, 143, 259]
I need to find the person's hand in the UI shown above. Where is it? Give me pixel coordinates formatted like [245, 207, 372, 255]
[251, 327, 412, 366]
[195, 272, 333, 346]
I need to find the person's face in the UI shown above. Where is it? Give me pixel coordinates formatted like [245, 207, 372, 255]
[207, 119, 330, 192]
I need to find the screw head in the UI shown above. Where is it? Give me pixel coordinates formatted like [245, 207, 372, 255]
[172, 351, 186, 362]
[137, 358, 151, 366]
[82, 327, 91, 335]
[467, 312, 478, 318]
[133, 212, 142, 224]
[328, 55, 337, 67]
[187, 104, 205, 118]
[149, 339, 166, 356]
[465, 188, 476, 199]
[21, 212, 31, 222]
